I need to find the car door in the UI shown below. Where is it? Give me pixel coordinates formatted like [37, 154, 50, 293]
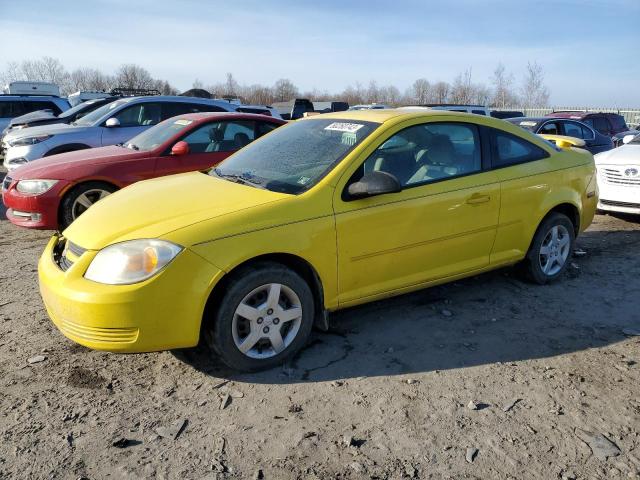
[488, 128, 557, 264]
[155, 120, 259, 176]
[333, 120, 500, 305]
[101, 102, 163, 146]
[560, 120, 605, 154]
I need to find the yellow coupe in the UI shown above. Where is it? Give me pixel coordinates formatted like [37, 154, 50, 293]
[38, 110, 598, 371]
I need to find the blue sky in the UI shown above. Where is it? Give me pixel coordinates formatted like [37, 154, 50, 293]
[1, 0, 639, 106]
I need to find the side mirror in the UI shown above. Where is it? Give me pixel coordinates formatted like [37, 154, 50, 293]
[347, 171, 401, 199]
[105, 117, 120, 128]
[171, 141, 190, 156]
[623, 134, 636, 145]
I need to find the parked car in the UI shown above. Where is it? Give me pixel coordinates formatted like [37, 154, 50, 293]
[546, 111, 630, 139]
[2, 97, 119, 135]
[2, 96, 265, 171]
[348, 104, 390, 110]
[400, 104, 490, 115]
[3, 81, 61, 96]
[272, 98, 348, 120]
[0, 94, 70, 137]
[506, 117, 613, 155]
[2, 112, 284, 229]
[490, 110, 524, 119]
[38, 109, 597, 371]
[612, 128, 640, 148]
[594, 133, 640, 214]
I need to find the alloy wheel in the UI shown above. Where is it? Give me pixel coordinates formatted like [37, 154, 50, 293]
[538, 224, 571, 276]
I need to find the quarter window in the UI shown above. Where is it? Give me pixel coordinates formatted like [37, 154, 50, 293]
[357, 122, 482, 187]
[563, 121, 593, 140]
[590, 117, 610, 135]
[492, 131, 548, 167]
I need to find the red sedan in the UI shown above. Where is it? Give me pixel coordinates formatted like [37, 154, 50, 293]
[2, 112, 285, 230]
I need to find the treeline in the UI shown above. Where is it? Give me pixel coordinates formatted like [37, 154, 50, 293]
[0, 57, 550, 108]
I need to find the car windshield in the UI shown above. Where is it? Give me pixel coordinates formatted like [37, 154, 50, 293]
[58, 101, 97, 119]
[210, 118, 378, 194]
[72, 99, 128, 126]
[124, 118, 194, 151]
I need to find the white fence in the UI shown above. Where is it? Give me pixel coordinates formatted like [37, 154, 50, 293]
[494, 107, 640, 128]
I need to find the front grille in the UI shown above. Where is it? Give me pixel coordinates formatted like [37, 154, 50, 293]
[53, 237, 86, 272]
[67, 242, 86, 257]
[601, 167, 640, 186]
[2, 176, 11, 191]
[600, 199, 640, 209]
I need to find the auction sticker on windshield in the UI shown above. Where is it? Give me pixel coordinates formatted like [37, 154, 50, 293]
[324, 122, 365, 133]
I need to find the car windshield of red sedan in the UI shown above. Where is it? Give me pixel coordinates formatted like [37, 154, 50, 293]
[210, 118, 378, 194]
[123, 118, 194, 151]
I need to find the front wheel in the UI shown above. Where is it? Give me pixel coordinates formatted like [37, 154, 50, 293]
[59, 181, 117, 230]
[522, 212, 575, 284]
[207, 262, 315, 371]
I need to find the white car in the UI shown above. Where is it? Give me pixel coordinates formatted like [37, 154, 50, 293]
[595, 134, 640, 214]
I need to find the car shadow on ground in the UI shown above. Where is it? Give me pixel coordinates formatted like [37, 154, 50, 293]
[176, 225, 640, 384]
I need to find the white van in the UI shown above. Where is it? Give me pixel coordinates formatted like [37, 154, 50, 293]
[4, 81, 61, 97]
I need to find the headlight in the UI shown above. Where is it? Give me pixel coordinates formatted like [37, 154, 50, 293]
[16, 179, 58, 195]
[84, 239, 183, 285]
[9, 134, 52, 146]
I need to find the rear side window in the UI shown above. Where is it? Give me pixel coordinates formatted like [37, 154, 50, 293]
[163, 102, 227, 118]
[257, 122, 279, 137]
[590, 117, 610, 135]
[0, 100, 21, 117]
[609, 115, 627, 131]
[472, 109, 486, 115]
[563, 121, 593, 140]
[491, 130, 549, 168]
[237, 107, 271, 116]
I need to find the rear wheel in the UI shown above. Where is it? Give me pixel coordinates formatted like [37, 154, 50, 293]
[207, 262, 314, 371]
[59, 181, 117, 230]
[522, 212, 575, 284]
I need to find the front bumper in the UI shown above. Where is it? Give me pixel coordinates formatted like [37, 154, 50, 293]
[2, 178, 66, 229]
[597, 171, 640, 215]
[3, 142, 50, 170]
[38, 235, 224, 352]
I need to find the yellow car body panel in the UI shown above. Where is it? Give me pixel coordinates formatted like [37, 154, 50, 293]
[38, 110, 598, 353]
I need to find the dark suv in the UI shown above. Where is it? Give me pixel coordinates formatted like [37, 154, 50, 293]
[546, 111, 629, 138]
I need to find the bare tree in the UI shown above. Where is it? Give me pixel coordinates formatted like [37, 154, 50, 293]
[491, 63, 519, 108]
[520, 61, 550, 107]
[450, 69, 475, 104]
[115, 64, 154, 90]
[272, 78, 298, 102]
[192, 79, 204, 89]
[411, 78, 430, 104]
[431, 81, 450, 103]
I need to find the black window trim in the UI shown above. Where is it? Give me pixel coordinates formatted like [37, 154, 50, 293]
[343, 120, 488, 200]
[486, 126, 550, 170]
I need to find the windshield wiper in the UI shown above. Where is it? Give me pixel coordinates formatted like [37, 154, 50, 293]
[213, 168, 264, 189]
[126, 143, 139, 151]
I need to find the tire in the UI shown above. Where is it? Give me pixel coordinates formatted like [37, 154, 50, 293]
[59, 181, 117, 230]
[522, 212, 575, 284]
[207, 262, 315, 372]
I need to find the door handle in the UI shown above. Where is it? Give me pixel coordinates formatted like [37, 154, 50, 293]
[466, 194, 491, 205]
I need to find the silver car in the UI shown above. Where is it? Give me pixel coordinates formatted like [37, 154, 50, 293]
[2, 96, 249, 171]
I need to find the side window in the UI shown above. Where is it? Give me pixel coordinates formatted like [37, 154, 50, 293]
[184, 120, 256, 153]
[163, 102, 227, 119]
[562, 121, 583, 138]
[0, 101, 18, 117]
[472, 109, 486, 115]
[359, 122, 482, 187]
[492, 130, 549, 168]
[257, 122, 279, 138]
[113, 103, 162, 127]
[591, 117, 610, 135]
[539, 122, 560, 135]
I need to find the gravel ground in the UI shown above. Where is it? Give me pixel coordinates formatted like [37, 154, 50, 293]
[0, 168, 639, 480]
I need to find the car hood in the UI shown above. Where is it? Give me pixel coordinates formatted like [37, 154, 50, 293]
[9, 109, 58, 126]
[8, 145, 146, 180]
[595, 144, 640, 165]
[4, 122, 91, 142]
[63, 172, 291, 250]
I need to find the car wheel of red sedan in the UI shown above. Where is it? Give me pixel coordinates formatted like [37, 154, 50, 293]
[59, 181, 117, 230]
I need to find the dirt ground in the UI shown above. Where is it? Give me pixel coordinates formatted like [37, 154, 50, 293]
[0, 168, 639, 480]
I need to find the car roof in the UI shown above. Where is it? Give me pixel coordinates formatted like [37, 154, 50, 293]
[303, 108, 490, 123]
[173, 112, 285, 123]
